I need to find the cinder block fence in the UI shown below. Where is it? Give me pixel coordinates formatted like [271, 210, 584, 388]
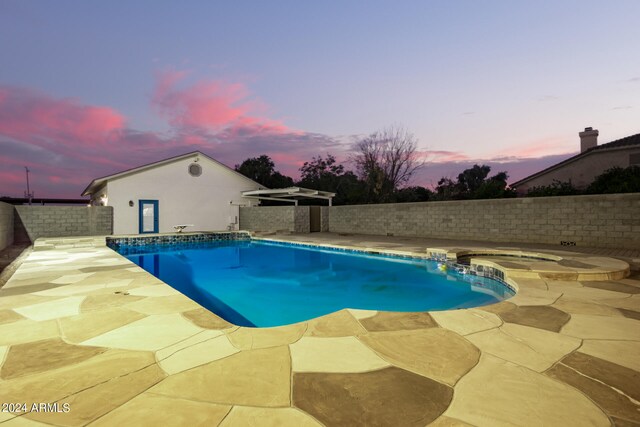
[240, 193, 640, 249]
[2, 194, 638, 250]
[0, 203, 113, 248]
[0, 202, 14, 251]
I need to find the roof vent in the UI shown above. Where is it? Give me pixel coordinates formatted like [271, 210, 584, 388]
[188, 163, 202, 177]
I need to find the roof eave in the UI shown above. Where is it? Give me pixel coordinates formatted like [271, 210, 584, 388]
[81, 180, 102, 197]
[81, 150, 264, 196]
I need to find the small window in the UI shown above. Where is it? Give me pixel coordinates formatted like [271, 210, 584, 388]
[188, 163, 202, 177]
[630, 153, 640, 166]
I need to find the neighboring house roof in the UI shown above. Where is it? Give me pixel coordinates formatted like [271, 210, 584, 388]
[81, 151, 264, 196]
[511, 132, 640, 187]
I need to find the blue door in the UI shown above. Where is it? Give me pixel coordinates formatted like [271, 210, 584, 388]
[139, 200, 159, 234]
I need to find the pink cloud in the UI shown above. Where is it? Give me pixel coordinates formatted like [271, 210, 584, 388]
[267, 152, 308, 177]
[270, 152, 306, 165]
[421, 150, 471, 163]
[151, 70, 289, 134]
[0, 86, 125, 147]
[0, 170, 23, 185]
[0, 81, 341, 198]
[492, 136, 576, 159]
[1, 78, 579, 200]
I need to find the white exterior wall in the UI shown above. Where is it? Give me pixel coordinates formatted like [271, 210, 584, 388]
[107, 155, 260, 235]
[90, 184, 108, 206]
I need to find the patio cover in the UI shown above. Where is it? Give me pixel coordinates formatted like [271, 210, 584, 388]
[241, 187, 335, 206]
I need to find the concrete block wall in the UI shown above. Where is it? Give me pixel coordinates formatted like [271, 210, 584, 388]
[328, 193, 640, 249]
[239, 206, 310, 233]
[14, 206, 113, 242]
[320, 207, 330, 232]
[0, 202, 14, 251]
[240, 206, 295, 232]
[294, 207, 310, 233]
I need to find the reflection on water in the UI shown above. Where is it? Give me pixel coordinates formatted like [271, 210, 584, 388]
[119, 240, 514, 327]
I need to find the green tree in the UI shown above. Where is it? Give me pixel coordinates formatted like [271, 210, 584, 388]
[474, 171, 516, 199]
[434, 177, 464, 200]
[298, 154, 344, 188]
[587, 166, 640, 194]
[434, 165, 514, 200]
[235, 155, 294, 188]
[457, 164, 491, 195]
[297, 154, 367, 205]
[393, 186, 433, 203]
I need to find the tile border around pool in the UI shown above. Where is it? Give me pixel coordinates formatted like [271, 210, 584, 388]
[106, 231, 251, 249]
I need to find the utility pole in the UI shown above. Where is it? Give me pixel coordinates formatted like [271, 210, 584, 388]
[24, 166, 34, 205]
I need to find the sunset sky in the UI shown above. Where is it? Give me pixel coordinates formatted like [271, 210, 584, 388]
[1, 1, 639, 198]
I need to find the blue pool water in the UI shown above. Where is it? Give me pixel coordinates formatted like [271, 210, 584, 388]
[115, 240, 514, 327]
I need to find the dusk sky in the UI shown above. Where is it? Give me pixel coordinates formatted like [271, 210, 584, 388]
[1, 1, 639, 198]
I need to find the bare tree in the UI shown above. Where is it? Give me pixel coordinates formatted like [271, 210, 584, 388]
[352, 126, 422, 202]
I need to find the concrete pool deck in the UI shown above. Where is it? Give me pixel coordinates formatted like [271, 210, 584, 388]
[0, 232, 639, 426]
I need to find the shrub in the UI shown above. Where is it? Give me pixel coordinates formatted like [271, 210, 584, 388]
[526, 180, 580, 197]
[586, 166, 640, 194]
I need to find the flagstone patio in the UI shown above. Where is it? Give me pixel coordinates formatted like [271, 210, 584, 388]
[0, 233, 638, 426]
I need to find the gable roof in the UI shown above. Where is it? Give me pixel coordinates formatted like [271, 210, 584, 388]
[511, 132, 640, 187]
[81, 151, 264, 196]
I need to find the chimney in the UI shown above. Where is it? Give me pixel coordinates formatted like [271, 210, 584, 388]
[579, 127, 598, 152]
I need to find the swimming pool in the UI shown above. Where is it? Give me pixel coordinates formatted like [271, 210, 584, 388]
[111, 238, 514, 327]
